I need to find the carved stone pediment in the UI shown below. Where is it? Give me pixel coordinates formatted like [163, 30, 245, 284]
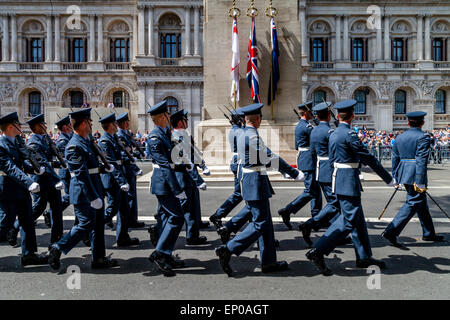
[309, 21, 330, 34]
[432, 21, 449, 33]
[391, 21, 410, 33]
[109, 21, 129, 33]
[23, 20, 44, 34]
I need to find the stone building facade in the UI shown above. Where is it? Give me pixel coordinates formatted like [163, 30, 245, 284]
[303, 0, 450, 131]
[0, 0, 448, 137]
[0, 0, 203, 133]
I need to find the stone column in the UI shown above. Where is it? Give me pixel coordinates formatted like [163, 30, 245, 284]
[194, 5, 200, 56]
[147, 5, 154, 56]
[384, 15, 390, 60]
[46, 15, 53, 61]
[137, 6, 145, 56]
[335, 15, 341, 60]
[137, 81, 147, 131]
[424, 14, 431, 60]
[54, 14, 61, 62]
[10, 14, 16, 62]
[146, 81, 156, 131]
[343, 15, 349, 60]
[184, 6, 191, 56]
[89, 15, 95, 62]
[416, 14, 423, 60]
[376, 16, 382, 60]
[299, 1, 307, 60]
[2, 14, 9, 61]
[133, 13, 138, 58]
[97, 15, 103, 61]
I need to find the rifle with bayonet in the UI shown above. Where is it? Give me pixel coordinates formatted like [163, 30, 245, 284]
[321, 98, 339, 127]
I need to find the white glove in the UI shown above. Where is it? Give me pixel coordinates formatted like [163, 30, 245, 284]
[202, 166, 211, 176]
[198, 182, 207, 191]
[359, 174, 365, 182]
[55, 181, 65, 190]
[120, 183, 130, 192]
[35, 166, 45, 176]
[295, 170, 305, 182]
[387, 179, 397, 187]
[28, 182, 40, 194]
[136, 169, 143, 176]
[105, 164, 115, 173]
[283, 173, 292, 179]
[176, 191, 187, 200]
[90, 198, 103, 209]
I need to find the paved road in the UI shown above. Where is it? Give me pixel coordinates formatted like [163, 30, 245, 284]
[0, 165, 449, 300]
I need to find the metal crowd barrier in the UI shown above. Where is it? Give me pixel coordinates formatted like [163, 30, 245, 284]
[368, 145, 450, 164]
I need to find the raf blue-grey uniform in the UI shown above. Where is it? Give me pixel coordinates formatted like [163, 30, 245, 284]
[98, 116, 131, 243]
[55, 109, 107, 262]
[56, 129, 72, 212]
[0, 113, 40, 256]
[171, 127, 201, 241]
[116, 113, 142, 225]
[305, 103, 341, 229]
[383, 112, 438, 240]
[226, 104, 300, 266]
[280, 103, 322, 218]
[213, 122, 244, 219]
[14, 114, 63, 244]
[313, 101, 392, 261]
[147, 102, 185, 257]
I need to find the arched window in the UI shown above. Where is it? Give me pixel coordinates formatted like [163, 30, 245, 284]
[165, 96, 179, 115]
[435, 89, 446, 114]
[70, 91, 84, 108]
[353, 90, 367, 114]
[313, 90, 326, 106]
[108, 21, 131, 62]
[113, 90, 129, 109]
[29, 91, 42, 116]
[65, 21, 88, 62]
[22, 20, 45, 62]
[159, 14, 182, 58]
[394, 90, 407, 114]
[308, 21, 331, 62]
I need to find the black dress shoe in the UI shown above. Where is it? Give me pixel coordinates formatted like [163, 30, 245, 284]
[215, 245, 232, 277]
[382, 231, 408, 250]
[117, 237, 140, 247]
[298, 222, 313, 247]
[166, 255, 185, 269]
[209, 215, 223, 230]
[7, 227, 19, 247]
[148, 225, 159, 247]
[199, 221, 210, 229]
[129, 221, 145, 228]
[186, 236, 207, 245]
[356, 257, 386, 269]
[422, 234, 445, 242]
[261, 261, 288, 273]
[43, 211, 52, 228]
[306, 249, 333, 276]
[48, 245, 61, 270]
[217, 226, 231, 244]
[91, 257, 119, 269]
[148, 251, 176, 277]
[278, 208, 292, 230]
[21, 253, 49, 266]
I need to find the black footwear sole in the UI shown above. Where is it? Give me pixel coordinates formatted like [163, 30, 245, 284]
[148, 255, 176, 277]
[215, 248, 232, 277]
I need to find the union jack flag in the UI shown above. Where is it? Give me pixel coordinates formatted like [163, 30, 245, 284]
[246, 17, 260, 103]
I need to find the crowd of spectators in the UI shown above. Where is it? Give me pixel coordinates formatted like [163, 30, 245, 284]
[355, 125, 449, 151]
